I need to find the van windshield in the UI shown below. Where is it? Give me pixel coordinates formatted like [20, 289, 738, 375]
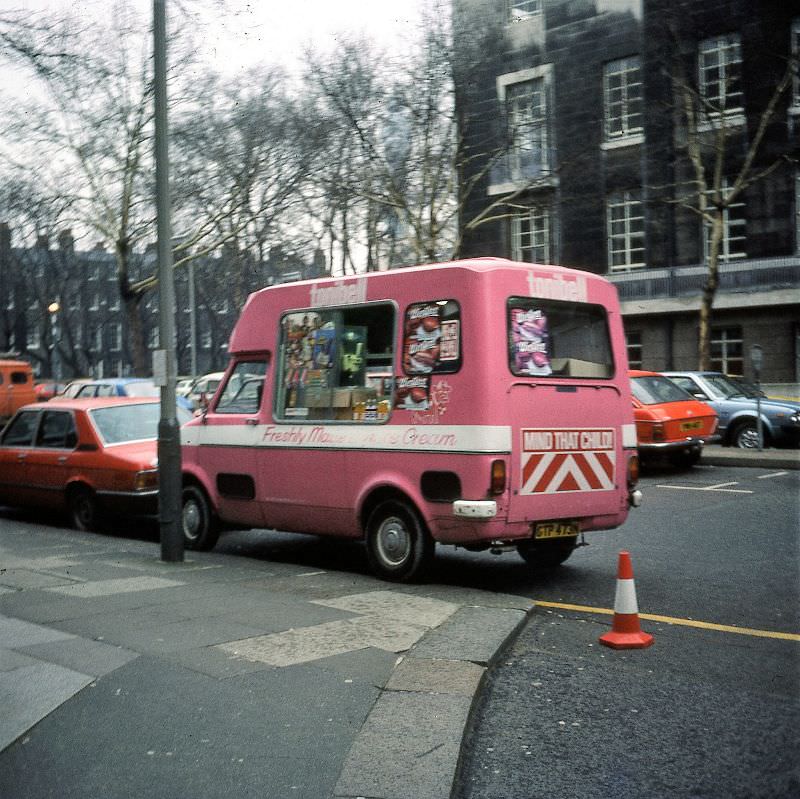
[507, 297, 613, 378]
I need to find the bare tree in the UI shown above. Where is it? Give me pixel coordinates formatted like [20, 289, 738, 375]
[667, 24, 797, 369]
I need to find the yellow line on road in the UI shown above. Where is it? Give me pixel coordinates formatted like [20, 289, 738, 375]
[534, 600, 800, 641]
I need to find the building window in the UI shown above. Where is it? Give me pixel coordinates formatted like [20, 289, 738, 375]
[109, 323, 121, 352]
[217, 298, 229, 314]
[704, 181, 746, 262]
[607, 191, 645, 270]
[508, 0, 541, 21]
[148, 327, 159, 349]
[89, 325, 102, 351]
[26, 328, 40, 349]
[626, 330, 643, 369]
[711, 326, 743, 375]
[511, 206, 552, 263]
[108, 295, 120, 311]
[506, 77, 550, 179]
[89, 263, 100, 281]
[698, 34, 743, 117]
[200, 330, 212, 350]
[603, 56, 643, 141]
[4, 294, 13, 311]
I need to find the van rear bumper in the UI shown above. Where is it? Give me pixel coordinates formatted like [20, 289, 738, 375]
[452, 500, 497, 519]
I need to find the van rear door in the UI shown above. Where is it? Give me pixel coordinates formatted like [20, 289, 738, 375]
[505, 297, 625, 525]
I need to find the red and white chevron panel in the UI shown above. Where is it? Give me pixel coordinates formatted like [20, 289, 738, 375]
[520, 428, 616, 494]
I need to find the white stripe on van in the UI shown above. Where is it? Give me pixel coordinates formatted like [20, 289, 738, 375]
[183, 423, 513, 454]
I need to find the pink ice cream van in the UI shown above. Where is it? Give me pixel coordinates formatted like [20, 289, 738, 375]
[180, 258, 642, 581]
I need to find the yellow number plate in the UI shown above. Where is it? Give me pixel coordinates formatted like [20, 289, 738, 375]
[534, 521, 579, 540]
[680, 420, 703, 431]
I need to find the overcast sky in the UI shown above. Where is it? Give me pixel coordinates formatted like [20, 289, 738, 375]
[11, 0, 427, 77]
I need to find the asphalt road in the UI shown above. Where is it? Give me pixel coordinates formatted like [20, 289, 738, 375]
[451, 462, 800, 799]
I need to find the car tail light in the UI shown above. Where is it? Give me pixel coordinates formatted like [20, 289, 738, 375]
[652, 422, 665, 442]
[710, 416, 719, 434]
[627, 454, 640, 487]
[133, 469, 158, 491]
[490, 460, 506, 495]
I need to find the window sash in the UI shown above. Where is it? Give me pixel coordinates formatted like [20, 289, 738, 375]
[699, 34, 743, 114]
[604, 57, 643, 140]
[607, 191, 646, 270]
[506, 79, 549, 176]
[511, 207, 551, 263]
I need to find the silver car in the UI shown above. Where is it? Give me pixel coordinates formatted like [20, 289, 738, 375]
[663, 371, 800, 449]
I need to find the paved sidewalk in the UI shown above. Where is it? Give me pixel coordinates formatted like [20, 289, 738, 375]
[0, 520, 531, 799]
[701, 444, 800, 470]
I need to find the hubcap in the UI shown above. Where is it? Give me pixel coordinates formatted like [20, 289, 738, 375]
[376, 516, 411, 567]
[737, 428, 760, 448]
[182, 500, 201, 540]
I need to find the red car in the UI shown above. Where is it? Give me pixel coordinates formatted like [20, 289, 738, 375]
[0, 398, 189, 530]
[629, 370, 719, 467]
[34, 381, 66, 402]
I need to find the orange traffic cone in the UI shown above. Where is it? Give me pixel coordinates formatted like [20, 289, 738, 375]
[599, 551, 654, 649]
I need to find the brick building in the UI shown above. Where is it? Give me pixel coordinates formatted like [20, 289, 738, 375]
[453, 0, 800, 385]
[0, 223, 325, 379]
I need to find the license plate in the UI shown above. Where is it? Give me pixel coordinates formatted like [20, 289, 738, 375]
[534, 521, 579, 540]
[681, 420, 703, 431]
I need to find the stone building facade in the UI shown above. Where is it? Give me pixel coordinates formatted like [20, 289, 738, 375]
[453, 0, 800, 385]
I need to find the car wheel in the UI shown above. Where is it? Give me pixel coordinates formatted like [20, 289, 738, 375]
[732, 420, 764, 449]
[68, 487, 101, 532]
[517, 536, 578, 569]
[181, 484, 220, 551]
[365, 499, 434, 582]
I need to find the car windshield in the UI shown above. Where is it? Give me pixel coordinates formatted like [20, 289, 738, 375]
[705, 374, 762, 399]
[631, 375, 693, 405]
[89, 403, 192, 444]
[123, 380, 159, 397]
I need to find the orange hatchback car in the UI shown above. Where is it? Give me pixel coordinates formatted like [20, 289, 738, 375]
[0, 397, 189, 530]
[629, 370, 719, 467]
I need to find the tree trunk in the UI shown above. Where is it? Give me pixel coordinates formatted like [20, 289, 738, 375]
[698, 212, 724, 370]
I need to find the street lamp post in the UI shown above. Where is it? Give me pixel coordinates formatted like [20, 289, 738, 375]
[48, 301, 61, 381]
[750, 344, 764, 451]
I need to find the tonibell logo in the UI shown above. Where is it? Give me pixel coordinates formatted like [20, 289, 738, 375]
[310, 279, 368, 308]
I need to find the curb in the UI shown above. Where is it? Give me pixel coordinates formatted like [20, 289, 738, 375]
[332, 602, 535, 799]
[701, 447, 800, 470]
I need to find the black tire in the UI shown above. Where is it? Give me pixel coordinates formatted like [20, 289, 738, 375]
[671, 448, 701, 469]
[731, 420, 765, 449]
[68, 487, 101, 532]
[517, 536, 578, 569]
[365, 499, 434, 582]
[181, 484, 220, 551]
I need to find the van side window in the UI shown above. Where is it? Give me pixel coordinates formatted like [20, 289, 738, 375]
[508, 297, 613, 378]
[215, 361, 268, 415]
[276, 303, 395, 422]
[11, 372, 29, 384]
[402, 300, 461, 375]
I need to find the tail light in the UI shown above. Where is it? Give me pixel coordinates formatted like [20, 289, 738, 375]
[710, 416, 719, 434]
[652, 422, 665, 442]
[490, 459, 506, 495]
[627, 454, 640, 487]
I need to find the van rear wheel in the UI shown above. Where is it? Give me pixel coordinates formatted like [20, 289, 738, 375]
[365, 499, 434, 582]
[517, 536, 578, 569]
[181, 484, 220, 551]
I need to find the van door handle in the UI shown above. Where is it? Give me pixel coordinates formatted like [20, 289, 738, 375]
[17, 453, 27, 461]
[58, 456, 68, 463]
[246, 418, 259, 426]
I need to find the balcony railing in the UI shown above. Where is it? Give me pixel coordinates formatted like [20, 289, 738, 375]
[608, 257, 800, 301]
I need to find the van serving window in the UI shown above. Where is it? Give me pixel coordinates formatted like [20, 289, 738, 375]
[507, 297, 613, 378]
[276, 302, 395, 422]
[402, 300, 461, 375]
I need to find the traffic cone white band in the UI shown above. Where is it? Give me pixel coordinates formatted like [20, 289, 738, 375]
[613, 578, 639, 615]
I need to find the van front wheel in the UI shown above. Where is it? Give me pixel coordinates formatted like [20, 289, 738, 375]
[181, 484, 220, 551]
[365, 500, 434, 583]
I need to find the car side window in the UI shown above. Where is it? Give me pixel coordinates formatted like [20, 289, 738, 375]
[36, 411, 78, 449]
[96, 384, 114, 397]
[1, 410, 40, 446]
[672, 376, 703, 397]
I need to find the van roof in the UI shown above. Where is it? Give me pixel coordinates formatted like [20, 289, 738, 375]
[0, 360, 32, 368]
